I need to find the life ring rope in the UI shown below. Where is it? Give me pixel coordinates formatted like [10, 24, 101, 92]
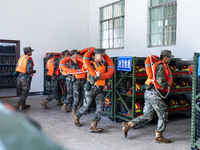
[149, 55, 170, 99]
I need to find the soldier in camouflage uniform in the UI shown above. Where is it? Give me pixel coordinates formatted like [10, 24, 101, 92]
[60, 50, 73, 112]
[123, 50, 174, 143]
[74, 49, 107, 133]
[14, 47, 36, 110]
[69, 49, 86, 116]
[41, 53, 62, 109]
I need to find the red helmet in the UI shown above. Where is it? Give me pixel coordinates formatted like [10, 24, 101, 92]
[135, 103, 142, 113]
[179, 99, 188, 106]
[169, 65, 178, 71]
[169, 99, 179, 108]
[180, 64, 189, 71]
[172, 81, 179, 88]
[136, 65, 144, 72]
[135, 81, 142, 91]
[179, 80, 189, 87]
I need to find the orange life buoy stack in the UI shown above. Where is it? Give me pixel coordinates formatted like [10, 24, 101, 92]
[59, 57, 86, 77]
[83, 48, 115, 79]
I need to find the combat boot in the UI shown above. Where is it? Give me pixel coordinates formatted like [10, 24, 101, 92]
[21, 102, 31, 110]
[72, 108, 76, 117]
[89, 121, 103, 132]
[74, 116, 81, 127]
[122, 121, 135, 138]
[41, 99, 49, 109]
[61, 104, 67, 112]
[154, 131, 171, 143]
[14, 101, 21, 110]
[56, 99, 62, 106]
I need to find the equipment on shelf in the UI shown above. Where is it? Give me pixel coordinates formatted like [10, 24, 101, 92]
[136, 65, 145, 72]
[172, 81, 180, 88]
[104, 97, 111, 110]
[180, 64, 189, 71]
[179, 79, 189, 87]
[169, 65, 178, 71]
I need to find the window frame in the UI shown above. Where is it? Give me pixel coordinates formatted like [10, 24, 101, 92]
[100, 0, 125, 49]
[148, 0, 177, 48]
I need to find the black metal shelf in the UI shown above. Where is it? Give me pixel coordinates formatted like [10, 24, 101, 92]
[0, 74, 14, 76]
[0, 64, 16, 66]
[0, 53, 16, 56]
[0, 84, 16, 88]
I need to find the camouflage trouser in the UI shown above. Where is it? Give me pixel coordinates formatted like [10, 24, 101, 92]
[76, 85, 104, 122]
[63, 80, 73, 105]
[17, 78, 32, 104]
[46, 76, 62, 101]
[131, 88, 168, 132]
[72, 79, 85, 109]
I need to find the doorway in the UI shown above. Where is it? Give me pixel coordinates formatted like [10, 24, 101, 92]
[0, 39, 20, 98]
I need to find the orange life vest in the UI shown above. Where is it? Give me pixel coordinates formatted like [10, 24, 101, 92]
[145, 61, 173, 91]
[16, 55, 34, 75]
[46, 58, 61, 76]
[88, 61, 106, 86]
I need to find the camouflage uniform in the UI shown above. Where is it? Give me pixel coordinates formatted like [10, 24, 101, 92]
[63, 74, 73, 106]
[76, 68, 104, 122]
[17, 58, 34, 104]
[130, 63, 169, 132]
[70, 61, 85, 109]
[46, 58, 62, 101]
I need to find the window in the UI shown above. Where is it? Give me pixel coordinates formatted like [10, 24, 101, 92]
[100, 0, 125, 49]
[148, 0, 177, 47]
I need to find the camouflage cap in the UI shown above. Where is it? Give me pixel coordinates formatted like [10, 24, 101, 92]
[62, 50, 70, 56]
[70, 49, 79, 55]
[23, 47, 34, 53]
[46, 53, 55, 59]
[94, 49, 105, 55]
[161, 50, 174, 57]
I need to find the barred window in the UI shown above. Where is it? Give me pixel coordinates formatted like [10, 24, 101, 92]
[100, 0, 125, 49]
[148, 0, 177, 47]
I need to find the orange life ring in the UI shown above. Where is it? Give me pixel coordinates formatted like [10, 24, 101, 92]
[145, 55, 159, 80]
[145, 55, 172, 91]
[78, 47, 95, 56]
[83, 48, 115, 79]
[189, 65, 193, 75]
[59, 57, 86, 75]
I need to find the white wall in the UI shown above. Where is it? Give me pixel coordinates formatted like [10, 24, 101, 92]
[1, 0, 200, 92]
[88, 0, 200, 59]
[0, 0, 89, 92]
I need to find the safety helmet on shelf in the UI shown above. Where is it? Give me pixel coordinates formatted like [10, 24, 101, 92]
[172, 81, 180, 88]
[169, 65, 178, 71]
[179, 80, 189, 87]
[180, 64, 189, 71]
[135, 81, 142, 91]
[136, 65, 145, 72]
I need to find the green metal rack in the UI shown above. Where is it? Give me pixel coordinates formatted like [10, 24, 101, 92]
[103, 57, 115, 119]
[191, 53, 200, 150]
[114, 57, 192, 122]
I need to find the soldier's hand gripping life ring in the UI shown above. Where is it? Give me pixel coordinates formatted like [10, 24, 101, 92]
[59, 57, 86, 75]
[83, 48, 115, 79]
